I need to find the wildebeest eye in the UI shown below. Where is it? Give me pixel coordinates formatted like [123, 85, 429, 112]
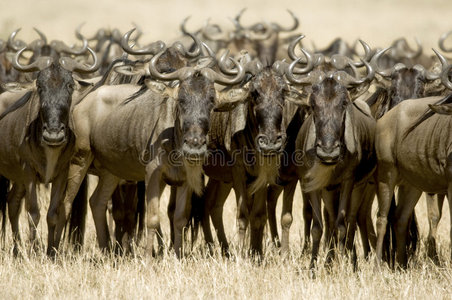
[66, 83, 74, 91]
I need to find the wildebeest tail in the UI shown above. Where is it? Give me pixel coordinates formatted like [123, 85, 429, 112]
[383, 193, 397, 267]
[68, 175, 88, 251]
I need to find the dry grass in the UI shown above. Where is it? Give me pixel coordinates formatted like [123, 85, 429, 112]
[1, 0, 452, 298]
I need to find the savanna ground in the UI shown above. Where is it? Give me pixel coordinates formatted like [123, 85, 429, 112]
[1, 0, 452, 298]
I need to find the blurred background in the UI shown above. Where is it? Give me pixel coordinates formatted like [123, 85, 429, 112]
[1, 0, 451, 50]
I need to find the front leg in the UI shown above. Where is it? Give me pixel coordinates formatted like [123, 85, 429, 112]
[145, 163, 165, 256]
[47, 167, 69, 256]
[375, 161, 398, 264]
[23, 176, 40, 251]
[53, 149, 93, 255]
[173, 183, 192, 258]
[232, 167, 249, 254]
[336, 178, 354, 254]
[280, 180, 297, 256]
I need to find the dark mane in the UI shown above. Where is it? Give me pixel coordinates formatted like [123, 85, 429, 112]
[403, 93, 452, 139]
[0, 91, 33, 121]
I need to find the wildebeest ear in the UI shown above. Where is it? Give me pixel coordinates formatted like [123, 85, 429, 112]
[214, 87, 250, 112]
[21, 92, 40, 142]
[429, 103, 452, 115]
[145, 79, 177, 99]
[344, 105, 358, 155]
[349, 82, 371, 100]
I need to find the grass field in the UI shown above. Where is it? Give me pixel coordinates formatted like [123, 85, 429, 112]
[1, 0, 452, 298]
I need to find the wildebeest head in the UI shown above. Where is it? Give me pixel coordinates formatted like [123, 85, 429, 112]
[249, 66, 288, 155]
[287, 50, 374, 164]
[12, 46, 99, 147]
[371, 47, 443, 115]
[149, 47, 246, 162]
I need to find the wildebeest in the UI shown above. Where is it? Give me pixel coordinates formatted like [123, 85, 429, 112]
[284, 49, 376, 268]
[51, 43, 248, 258]
[374, 50, 452, 268]
[265, 37, 374, 257]
[201, 42, 314, 257]
[0, 43, 99, 255]
[364, 46, 447, 264]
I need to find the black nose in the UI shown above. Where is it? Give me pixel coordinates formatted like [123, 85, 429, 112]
[316, 141, 341, 163]
[256, 134, 284, 154]
[184, 136, 206, 149]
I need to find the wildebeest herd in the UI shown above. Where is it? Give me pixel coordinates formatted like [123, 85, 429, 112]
[1, 9, 452, 270]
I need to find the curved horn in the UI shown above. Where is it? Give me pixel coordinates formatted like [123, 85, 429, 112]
[202, 54, 246, 85]
[404, 38, 423, 59]
[33, 28, 48, 45]
[439, 31, 452, 53]
[432, 48, 452, 90]
[271, 10, 299, 32]
[370, 47, 396, 78]
[180, 16, 199, 36]
[7, 28, 27, 52]
[233, 8, 247, 30]
[59, 47, 100, 73]
[121, 28, 165, 55]
[171, 32, 202, 58]
[334, 59, 375, 86]
[52, 24, 89, 55]
[351, 40, 372, 67]
[286, 57, 319, 85]
[288, 35, 305, 61]
[12, 47, 52, 72]
[202, 20, 230, 43]
[149, 50, 191, 81]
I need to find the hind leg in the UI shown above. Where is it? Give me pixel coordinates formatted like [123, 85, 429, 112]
[210, 181, 232, 256]
[7, 183, 25, 255]
[249, 187, 267, 257]
[302, 191, 313, 253]
[309, 191, 323, 269]
[426, 193, 445, 263]
[394, 184, 422, 268]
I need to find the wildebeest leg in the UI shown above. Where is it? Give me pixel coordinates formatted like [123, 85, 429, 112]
[346, 183, 366, 258]
[7, 183, 26, 255]
[201, 179, 218, 254]
[107, 199, 115, 246]
[281, 180, 297, 256]
[90, 171, 120, 251]
[173, 184, 192, 258]
[394, 183, 422, 268]
[426, 193, 444, 263]
[232, 168, 249, 254]
[167, 185, 177, 247]
[309, 191, 323, 269]
[322, 189, 338, 265]
[357, 181, 376, 259]
[210, 181, 232, 256]
[267, 184, 282, 248]
[54, 151, 94, 254]
[47, 167, 69, 256]
[375, 162, 398, 264]
[24, 178, 40, 251]
[302, 191, 313, 253]
[145, 165, 165, 256]
[249, 187, 267, 257]
[337, 179, 354, 254]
